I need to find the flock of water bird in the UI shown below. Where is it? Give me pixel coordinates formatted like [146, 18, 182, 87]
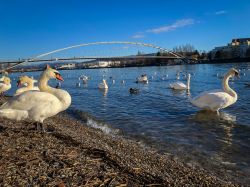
[0, 65, 71, 131]
[0, 65, 244, 132]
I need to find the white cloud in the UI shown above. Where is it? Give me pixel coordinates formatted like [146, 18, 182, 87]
[215, 10, 227, 15]
[132, 34, 145, 39]
[146, 19, 195, 34]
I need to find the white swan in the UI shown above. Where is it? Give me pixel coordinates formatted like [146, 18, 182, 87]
[136, 74, 148, 84]
[176, 72, 180, 80]
[0, 76, 5, 82]
[15, 76, 39, 96]
[98, 79, 108, 89]
[170, 74, 190, 90]
[190, 68, 239, 112]
[79, 75, 89, 84]
[0, 71, 9, 81]
[0, 65, 71, 131]
[0, 76, 11, 95]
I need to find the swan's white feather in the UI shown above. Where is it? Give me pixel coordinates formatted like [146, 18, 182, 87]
[15, 86, 39, 96]
[190, 89, 236, 111]
[0, 90, 67, 123]
[0, 109, 28, 121]
[0, 83, 11, 93]
[169, 82, 187, 90]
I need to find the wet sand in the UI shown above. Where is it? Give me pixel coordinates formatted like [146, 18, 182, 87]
[0, 98, 238, 186]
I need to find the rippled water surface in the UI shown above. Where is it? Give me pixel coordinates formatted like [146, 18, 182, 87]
[9, 62, 250, 183]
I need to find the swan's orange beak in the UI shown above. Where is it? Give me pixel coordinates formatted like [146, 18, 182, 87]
[17, 80, 21, 87]
[56, 73, 64, 81]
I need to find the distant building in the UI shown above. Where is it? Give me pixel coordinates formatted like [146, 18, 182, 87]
[58, 63, 76, 69]
[211, 38, 250, 59]
[97, 60, 121, 68]
[98, 61, 110, 67]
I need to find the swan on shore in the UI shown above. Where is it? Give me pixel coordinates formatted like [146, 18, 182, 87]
[190, 68, 239, 112]
[15, 76, 39, 95]
[0, 76, 11, 96]
[170, 74, 190, 90]
[0, 65, 71, 132]
[98, 79, 108, 89]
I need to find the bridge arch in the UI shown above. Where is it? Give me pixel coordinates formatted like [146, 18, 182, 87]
[6, 41, 184, 70]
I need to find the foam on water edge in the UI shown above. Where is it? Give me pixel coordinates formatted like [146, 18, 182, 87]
[67, 108, 119, 135]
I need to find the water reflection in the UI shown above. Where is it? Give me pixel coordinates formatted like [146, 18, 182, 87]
[99, 88, 108, 97]
[82, 83, 88, 88]
[7, 62, 250, 184]
[192, 110, 236, 123]
[170, 88, 190, 96]
[191, 110, 235, 146]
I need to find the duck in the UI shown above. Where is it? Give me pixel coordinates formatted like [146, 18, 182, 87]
[0, 76, 11, 96]
[129, 88, 140, 94]
[15, 76, 39, 95]
[98, 79, 108, 89]
[0, 65, 71, 131]
[169, 74, 190, 90]
[136, 74, 148, 84]
[190, 68, 239, 112]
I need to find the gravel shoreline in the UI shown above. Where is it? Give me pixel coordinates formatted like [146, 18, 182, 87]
[0, 98, 238, 186]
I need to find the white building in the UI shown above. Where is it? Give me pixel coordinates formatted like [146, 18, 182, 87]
[211, 38, 250, 59]
[58, 63, 76, 69]
[98, 60, 121, 67]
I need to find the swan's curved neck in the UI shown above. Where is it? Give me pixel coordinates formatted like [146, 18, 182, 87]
[187, 76, 190, 90]
[26, 80, 34, 89]
[38, 73, 53, 93]
[39, 72, 71, 109]
[222, 72, 237, 98]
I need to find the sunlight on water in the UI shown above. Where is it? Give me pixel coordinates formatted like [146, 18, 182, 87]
[9, 62, 250, 183]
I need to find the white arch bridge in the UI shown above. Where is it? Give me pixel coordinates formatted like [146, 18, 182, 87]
[1, 41, 190, 71]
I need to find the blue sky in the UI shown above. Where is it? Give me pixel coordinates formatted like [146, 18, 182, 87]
[0, 0, 250, 60]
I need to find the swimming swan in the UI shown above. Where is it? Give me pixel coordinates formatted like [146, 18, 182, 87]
[136, 74, 148, 84]
[190, 68, 239, 112]
[0, 76, 11, 95]
[98, 79, 108, 89]
[0, 65, 71, 131]
[170, 74, 190, 90]
[15, 76, 39, 95]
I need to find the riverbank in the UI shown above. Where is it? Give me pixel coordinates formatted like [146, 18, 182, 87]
[7, 58, 250, 73]
[0, 99, 238, 186]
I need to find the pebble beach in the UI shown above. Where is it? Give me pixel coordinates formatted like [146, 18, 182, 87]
[0, 97, 239, 186]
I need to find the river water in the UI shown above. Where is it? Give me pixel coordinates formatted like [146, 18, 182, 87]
[9, 62, 250, 184]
